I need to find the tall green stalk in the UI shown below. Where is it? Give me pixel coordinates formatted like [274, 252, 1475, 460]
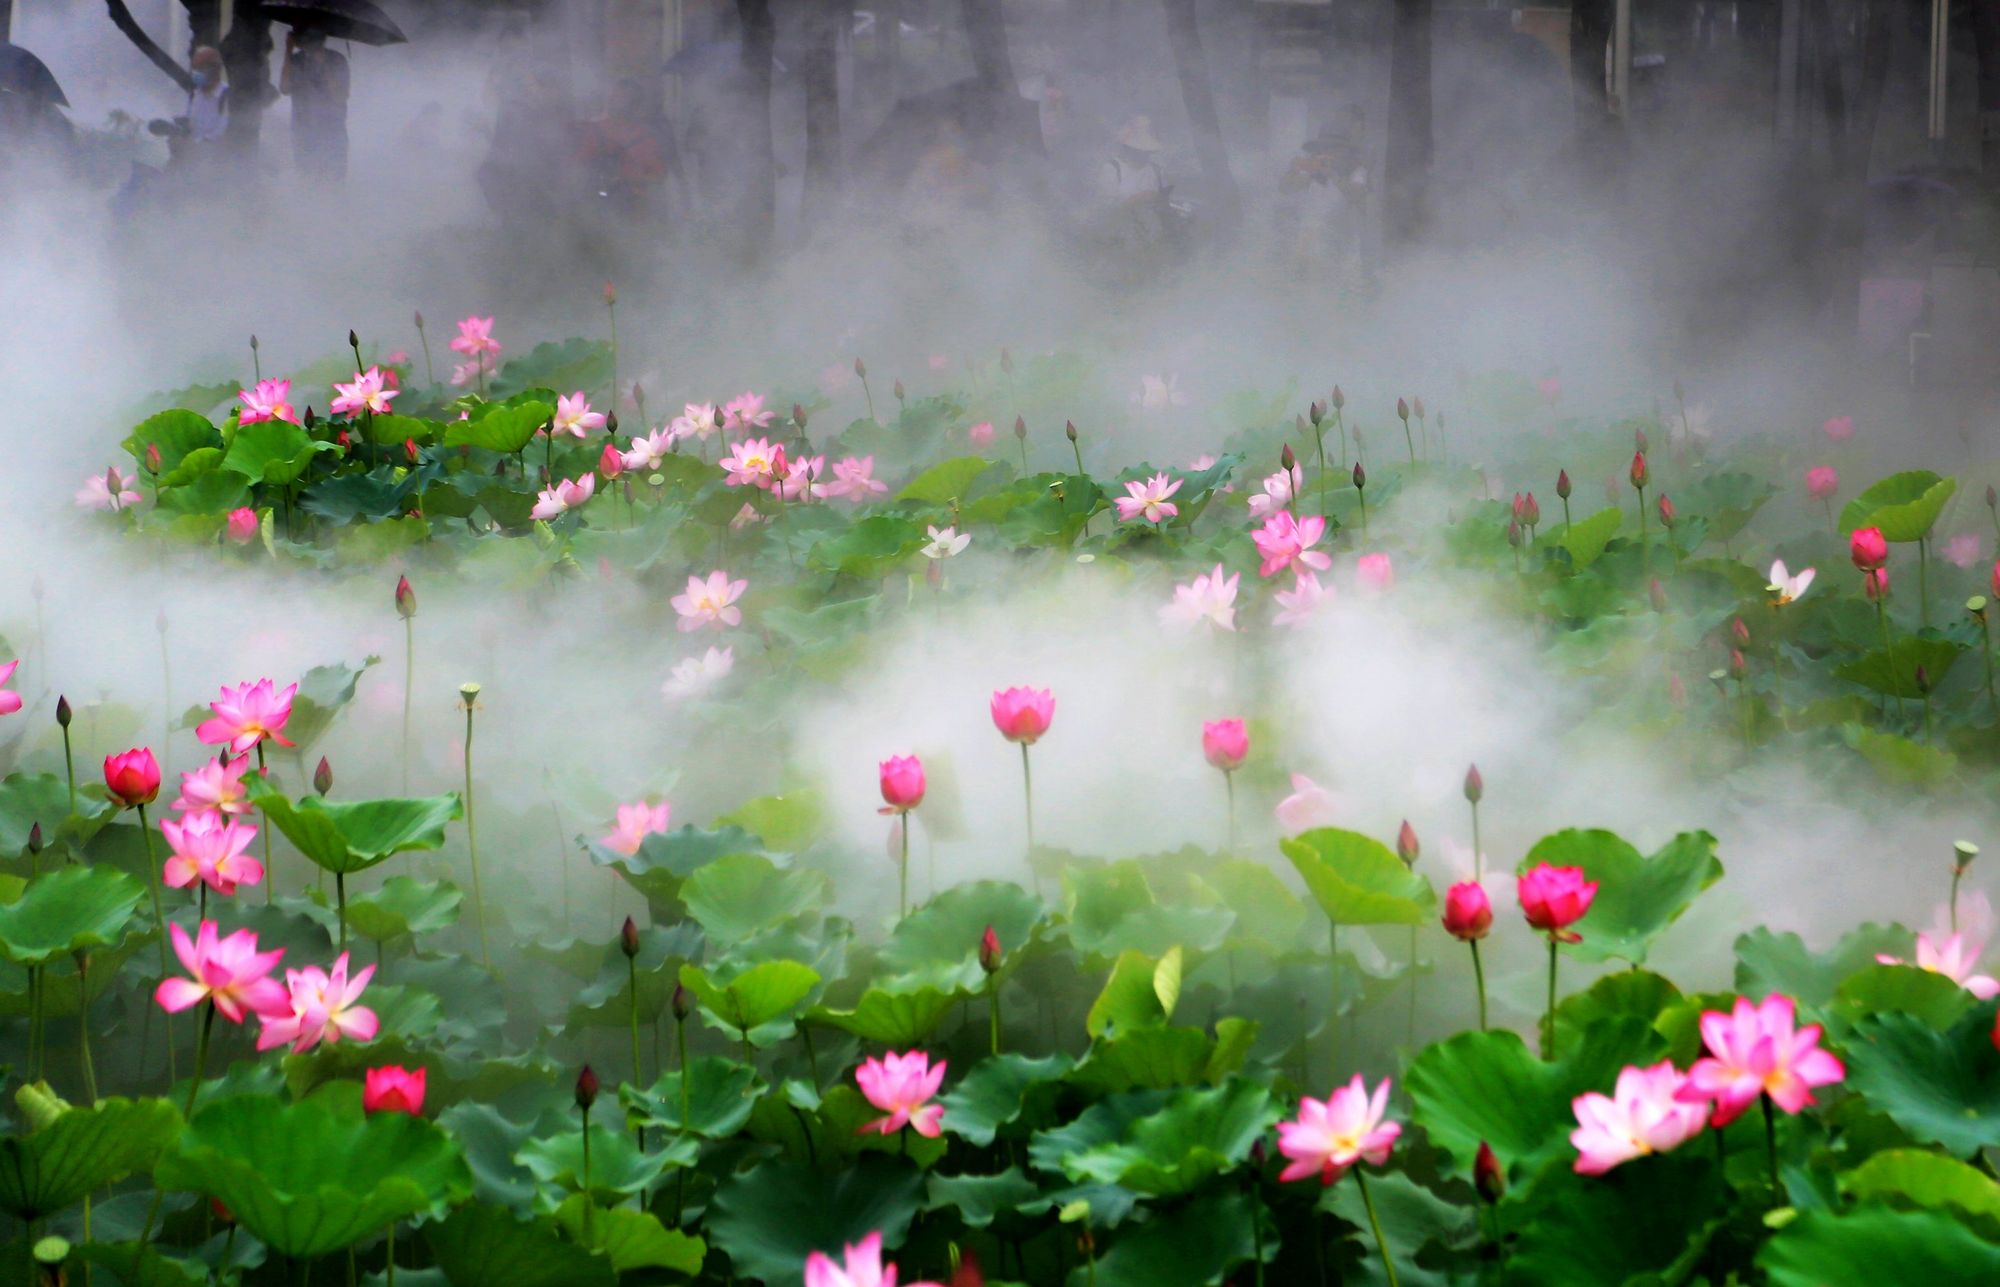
[460, 686, 490, 969]
[1468, 940, 1488, 1031]
[1354, 1168, 1402, 1287]
[256, 742, 275, 903]
[1542, 938, 1559, 1060]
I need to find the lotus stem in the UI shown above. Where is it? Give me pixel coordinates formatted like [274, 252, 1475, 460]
[1020, 743, 1036, 860]
[1354, 1167, 1401, 1287]
[1979, 613, 1997, 715]
[581, 1103, 594, 1242]
[1918, 537, 1932, 629]
[1406, 924, 1419, 1046]
[1469, 940, 1488, 1031]
[607, 298, 619, 410]
[1762, 1092, 1781, 1204]
[184, 1001, 216, 1119]
[1224, 770, 1237, 855]
[136, 804, 169, 980]
[1469, 801, 1483, 882]
[401, 616, 414, 794]
[1561, 495, 1572, 536]
[462, 694, 490, 970]
[386, 1224, 396, 1287]
[76, 952, 97, 1103]
[61, 720, 75, 817]
[1542, 938, 1559, 1060]
[898, 814, 910, 919]
[861, 374, 876, 423]
[628, 954, 643, 1143]
[1326, 915, 1340, 1080]
[336, 872, 347, 952]
[676, 1012, 691, 1128]
[256, 742, 275, 904]
[989, 977, 1002, 1057]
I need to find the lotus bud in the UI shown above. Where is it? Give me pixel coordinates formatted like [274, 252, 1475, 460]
[1521, 492, 1541, 527]
[1729, 648, 1746, 680]
[1442, 881, 1493, 940]
[1730, 616, 1750, 645]
[249, 333, 259, 353]
[1396, 397, 1409, 422]
[1475, 1142, 1506, 1203]
[603, 280, 617, 306]
[27, 822, 41, 856]
[304, 406, 318, 430]
[144, 442, 161, 474]
[854, 356, 867, 378]
[1353, 461, 1366, 489]
[793, 403, 808, 430]
[1915, 664, 1932, 696]
[1630, 452, 1649, 490]
[620, 915, 640, 958]
[1851, 526, 1889, 571]
[604, 411, 619, 438]
[55, 696, 70, 729]
[393, 575, 417, 621]
[979, 924, 1002, 974]
[348, 329, 359, 349]
[1988, 483, 1998, 512]
[672, 982, 692, 1021]
[1250, 1138, 1267, 1167]
[413, 310, 425, 330]
[893, 379, 906, 402]
[1413, 396, 1426, 419]
[599, 441, 624, 479]
[1556, 468, 1572, 499]
[313, 756, 333, 796]
[1066, 420, 1078, 443]
[575, 1064, 599, 1111]
[1511, 492, 1526, 521]
[1463, 764, 1483, 803]
[1331, 385, 1345, 410]
[1506, 518, 1522, 548]
[1657, 493, 1675, 527]
[1396, 820, 1419, 865]
[1281, 444, 1296, 473]
[1014, 415, 1027, 441]
[1649, 578, 1668, 613]
[1309, 400, 1323, 427]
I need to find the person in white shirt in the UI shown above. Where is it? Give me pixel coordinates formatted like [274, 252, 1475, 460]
[186, 46, 229, 144]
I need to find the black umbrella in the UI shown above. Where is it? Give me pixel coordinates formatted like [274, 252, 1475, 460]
[255, 0, 407, 47]
[0, 42, 69, 109]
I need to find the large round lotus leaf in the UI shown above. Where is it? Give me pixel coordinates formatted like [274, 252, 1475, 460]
[153, 1088, 472, 1258]
[679, 959, 820, 1036]
[1734, 922, 1911, 1008]
[563, 921, 704, 1031]
[1759, 1205, 2000, 1285]
[1838, 470, 1957, 542]
[681, 852, 828, 944]
[255, 792, 462, 876]
[939, 1052, 1074, 1147]
[1505, 1154, 1724, 1285]
[514, 1124, 691, 1207]
[1039, 1079, 1276, 1197]
[1839, 1148, 2000, 1225]
[0, 866, 145, 965]
[706, 1154, 924, 1287]
[1844, 1001, 2000, 1154]
[344, 876, 462, 943]
[1063, 860, 1234, 959]
[587, 825, 774, 915]
[622, 1056, 762, 1138]
[809, 982, 964, 1046]
[1088, 1189, 1262, 1287]
[1515, 828, 1722, 965]
[425, 1202, 616, 1287]
[0, 773, 111, 854]
[1281, 828, 1435, 927]
[553, 1195, 705, 1275]
[0, 1094, 181, 1221]
[878, 880, 1048, 987]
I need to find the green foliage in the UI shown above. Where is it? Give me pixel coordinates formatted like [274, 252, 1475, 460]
[1282, 827, 1436, 926]
[0, 1094, 180, 1221]
[1515, 828, 1722, 964]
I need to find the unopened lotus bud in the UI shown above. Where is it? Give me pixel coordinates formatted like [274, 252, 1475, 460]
[249, 333, 259, 353]
[1521, 493, 1540, 526]
[413, 310, 425, 331]
[575, 1064, 599, 1111]
[1730, 616, 1750, 645]
[1000, 347, 1014, 375]
[854, 356, 867, 378]
[145, 442, 162, 474]
[1657, 493, 1675, 527]
[1630, 452, 1649, 490]
[979, 924, 1002, 974]
[313, 756, 333, 796]
[605, 411, 619, 436]
[27, 822, 41, 855]
[599, 441, 623, 479]
[348, 329, 360, 350]
[1413, 396, 1426, 419]
[1506, 518, 1522, 548]
[55, 696, 70, 729]
[1250, 1137, 1267, 1167]
[391, 574, 416, 620]
[1352, 461, 1366, 489]
[1396, 397, 1409, 422]
[1511, 492, 1526, 521]
[620, 915, 640, 958]
[1065, 420, 1078, 443]
[671, 981, 692, 1021]
[603, 280, 617, 306]
[1014, 416, 1027, 441]
[1729, 648, 1746, 680]
[304, 406, 318, 430]
[1281, 444, 1296, 472]
[1556, 468, 1572, 499]
[1475, 1142, 1506, 1203]
[1397, 820, 1419, 864]
[1331, 385, 1345, 410]
[404, 437, 419, 463]
[1463, 764, 1483, 803]
[793, 403, 808, 430]
[893, 379, 906, 402]
[1649, 578, 1668, 613]
[1309, 400, 1323, 427]
[1915, 664, 1932, 695]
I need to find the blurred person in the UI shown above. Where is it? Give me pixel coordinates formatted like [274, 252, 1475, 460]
[479, 68, 577, 226]
[576, 78, 673, 221]
[186, 46, 230, 146]
[1099, 114, 1167, 206]
[281, 29, 349, 181]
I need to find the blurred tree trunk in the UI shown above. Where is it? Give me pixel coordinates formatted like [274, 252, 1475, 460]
[184, 0, 221, 51]
[1569, 0, 1614, 163]
[1162, 0, 1242, 235]
[801, 0, 847, 224]
[1972, 0, 2000, 179]
[103, 0, 195, 93]
[1383, 0, 1433, 243]
[962, 0, 1017, 100]
[735, 0, 777, 260]
[219, 10, 273, 152]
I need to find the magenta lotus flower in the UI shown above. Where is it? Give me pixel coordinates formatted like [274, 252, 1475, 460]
[161, 810, 264, 896]
[1202, 718, 1248, 772]
[1850, 526, 1888, 571]
[1822, 414, 1854, 442]
[1272, 570, 1329, 628]
[530, 474, 597, 521]
[854, 1050, 946, 1137]
[1160, 563, 1239, 632]
[1767, 560, 1815, 606]
[804, 1231, 943, 1287]
[671, 570, 747, 632]
[1356, 552, 1395, 592]
[1114, 472, 1183, 524]
[621, 427, 675, 472]
[661, 646, 734, 702]
[155, 920, 287, 1024]
[223, 507, 259, 544]
[990, 686, 1055, 744]
[196, 680, 298, 755]
[104, 748, 162, 808]
[722, 391, 776, 434]
[448, 316, 501, 357]
[1275, 773, 1335, 834]
[968, 421, 995, 450]
[778, 454, 827, 501]
[257, 951, 379, 1053]
[0, 660, 20, 718]
[237, 378, 300, 425]
[1518, 863, 1597, 942]
[878, 755, 926, 814]
[331, 367, 398, 417]
[1877, 930, 2000, 999]
[1864, 567, 1890, 602]
[601, 801, 672, 856]
[823, 455, 889, 502]
[1277, 1074, 1401, 1185]
[1570, 1060, 1708, 1175]
[551, 392, 607, 439]
[172, 756, 254, 816]
[77, 466, 141, 512]
[1442, 881, 1493, 941]
[719, 437, 785, 489]
[1806, 465, 1839, 500]
[364, 1065, 427, 1116]
[1675, 994, 1844, 1127]
[670, 402, 719, 443]
[598, 441, 624, 479]
[1253, 510, 1332, 579]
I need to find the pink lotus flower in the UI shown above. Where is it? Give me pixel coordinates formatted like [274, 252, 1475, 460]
[237, 378, 300, 425]
[1246, 469, 1298, 521]
[154, 920, 287, 1023]
[1160, 564, 1239, 632]
[1442, 882, 1493, 941]
[1356, 553, 1394, 592]
[661, 646, 734, 701]
[103, 748, 161, 808]
[1944, 534, 1983, 569]
[161, 810, 264, 896]
[1850, 527, 1888, 570]
[601, 801, 672, 856]
[854, 1050, 946, 1136]
[1865, 567, 1890, 602]
[719, 437, 786, 489]
[722, 392, 776, 435]
[1252, 510, 1332, 578]
[1675, 994, 1844, 1127]
[878, 755, 926, 814]
[0, 660, 19, 717]
[621, 427, 675, 472]
[968, 421, 995, 450]
[448, 316, 501, 357]
[670, 403, 720, 443]
[551, 392, 606, 439]
[1876, 930, 2000, 999]
[1518, 863, 1597, 942]
[823, 455, 889, 502]
[1276, 1074, 1401, 1185]
[77, 466, 141, 512]
[364, 1065, 426, 1115]
[1272, 570, 1330, 628]
[257, 951, 379, 1053]
[730, 503, 767, 531]
[531, 474, 597, 520]
[1538, 377, 1562, 406]
[173, 757, 254, 816]
[196, 680, 298, 755]
[1767, 560, 1815, 606]
[1134, 373, 1187, 411]
[447, 360, 483, 388]
[1570, 1060, 1708, 1174]
[1822, 415, 1854, 442]
[331, 368, 398, 417]
[1202, 718, 1248, 772]
[778, 454, 828, 501]
[921, 525, 970, 559]
[1806, 466, 1839, 500]
[990, 687, 1055, 744]
[804, 1231, 943, 1287]
[599, 441, 624, 479]
[1114, 472, 1182, 524]
[224, 507, 259, 544]
[671, 570, 747, 632]
[1275, 773, 1335, 834]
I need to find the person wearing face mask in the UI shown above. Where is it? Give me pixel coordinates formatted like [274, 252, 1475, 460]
[186, 46, 229, 145]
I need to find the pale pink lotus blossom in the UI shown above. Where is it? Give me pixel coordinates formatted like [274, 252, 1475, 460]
[823, 455, 890, 502]
[1275, 773, 1335, 834]
[804, 1232, 943, 1287]
[154, 920, 287, 1024]
[661, 647, 734, 701]
[1246, 469, 1299, 520]
[531, 474, 597, 520]
[1806, 466, 1839, 500]
[77, 467, 141, 512]
[161, 810, 265, 896]
[1133, 373, 1187, 410]
[968, 421, 996, 450]
[1188, 454, 1217, 471]
[550, 392, 606, 439]
[1355, 552, 1394, 592]
[1160, 563, 1239, 631]
[331, 367, 398, 417]
[921, 525, 970, 559]
[1943, 534, 1984, 569]
[0, 660, 19, 717]
[448, 360, 483, 388]
[670, 403, 720, 444]
[600, 801, 672, 856]
[819, 364, 855, 396]
[1276, 1074, 1400, 1185]
[1877, 930, 2000, 999]
[729, 503, 767, 531]
[854, 1050, 946, 1137]
[1570, 1060, 1708, 1174]
[237, 378, 300, 425]
[1114, 473, 1182, 524]
[719, 438, 785, 489]
[257, 951, 379, 1053]
[1675, 994, 1845, 1126]
[927, 353, 950, 371]
[172, 755, 254, 816]
[1252, 510, 1332, 578]
[1272, 570, 1330, 627]
[448, 316, 501, 358]
[196, 680, 298, 755]
[620, 428, 676, 472]
[672, 570, 747, 631]
[722, 392, 776, 434]
[1767, 560, 1815, 606]
[1822, 415, 1854, 442]
[779, 454, 828, 501]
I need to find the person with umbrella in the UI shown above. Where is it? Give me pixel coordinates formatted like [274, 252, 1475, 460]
[0, 41, 73, 163]
[281, 28, 350, 180]
[186, 45, 230, 146]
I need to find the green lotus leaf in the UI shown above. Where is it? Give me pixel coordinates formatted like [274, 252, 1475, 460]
[1830, 963, 1976, 1033]
[715, 791, 827, 853]
[1065, 860, 1234, 958]
[924, 1167, 1050, 1229]
[563, 921, 705, 1030]
[1085, 949, 1176, 1039]
[1759, 1205, 2000, 1285]
[1734, 922, 1909, 1008]
[1832, 638, 1965, 699]
[492, 339, 611, 400]
[222, 419, 334, 486]
[1840, 1148, 2000, 1224]
[1839, 470, 1957, 542]
[1043, 1079, 1275, 1198]
[553, 1195, 705, 1274]
[124, 408, 221, 475]
[940, 1052, 1074, 1146]
[1556, 506, 1622, 569]
[1068, 1019, 1259, 1095]
[282, 657, 381, 750]
[897, 456, 992, 505]
[588, 825, 775, 914]
[1678, 469, 1778, 544]
[1320, 1169, 1477, 1265]
[0, 866, 145, 965]
[1844, 1002, 2000, 1153]
[0, 1094, 181, 1221]
[810, 982, 965, 1046]
[1515, 829, 1722, 965]
[344, 876, 463, 943]
[154, 1088, 471, 1259]
[622, 1056, 762, 1138]
[515, 1124, 690, 1207]
[254, 792, 462, 876]
[445, 401, 553, 454]
[705, 1154, 924, 1287]
[424, 1202, 616, 1287]
[679, 959, 820, 1040]
[1553, 969, 1684, 1056]
[1188, 860, 1310, 951]
[807, 515, 926, 578]
[1087, 1189, 1261, 1287]
[434, 1102, 537, 1210]
[682, 852, 828, 944]
[0, 773, 112, 853]
[1281, 827, 1436, 927]
[0, 934, 148, 1019]
[363, 412, 441, 448]
[1505, 1153, 1723, 1285]
[879, 880, 1047, 988]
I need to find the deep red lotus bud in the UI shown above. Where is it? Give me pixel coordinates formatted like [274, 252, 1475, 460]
[1850, 527, 1889, 571]
[347, 328, 360, 350]
[620, 915, 640, 958]
[1396, 397, 1409, 422]
[401, 437, 417, 463]
[1331, 385, 1345, 410]
[1649, 578, 1668, 613]
[979, 924, 1002, 974]
[1556, 468, 1572, 499]
[672, 982, 692, 1021]
[1352, 461, 1366, 489]
[144, 442, 162, 474]
[1442, 881, 1492, 940]
[313, 756, 333, 796]
[605, 411, 619, 437]
[304, 406, 319, 430]
[1514, 493, 1536, 527]
[1475, 1142, 1506, 1203]
[1396, 820, 1419, 864]
[1656, 493, 1675, 527]
[1014, 415, 1027, 441]
[211, 1197, 235, 1225]
[1463, 763, 1483, 803]
[1730, 616, 1750, 645]
[575, 1064, 599, 1111]
[55, 696, 70, 729]
[1630, 452, 1649, 490]
[1281, 444, 1296, 473]
[413, 310, 425, 331]
[103, 748, 161, 808]
[1728, 648, 1746, 680]
[395, 574, 416, 619]
[27, 822, 41, 855]
[1065, 420, 1078, 443]
[335, 430, 351, 451]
